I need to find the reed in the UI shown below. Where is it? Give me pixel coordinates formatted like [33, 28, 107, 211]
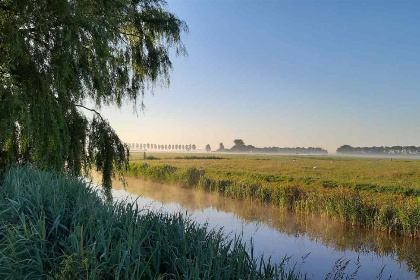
[0, 166, 303, 279]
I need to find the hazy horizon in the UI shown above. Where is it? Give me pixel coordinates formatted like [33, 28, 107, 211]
[95, 0, 420, 153]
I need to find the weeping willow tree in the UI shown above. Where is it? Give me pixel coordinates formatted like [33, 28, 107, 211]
[0, 0, 187, 194]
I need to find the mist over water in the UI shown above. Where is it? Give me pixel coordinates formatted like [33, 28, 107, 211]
[101, 176, 417, 279]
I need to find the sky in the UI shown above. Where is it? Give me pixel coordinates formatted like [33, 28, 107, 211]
[99, 0, 420, 153]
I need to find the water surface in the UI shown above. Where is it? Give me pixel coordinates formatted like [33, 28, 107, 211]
[103, 176, 418, 279]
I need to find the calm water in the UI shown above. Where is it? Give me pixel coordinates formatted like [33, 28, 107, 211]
[101, 176, 418, 279]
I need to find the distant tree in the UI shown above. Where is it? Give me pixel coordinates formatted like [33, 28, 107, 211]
[218, 142, 225, 151]
[336, 144, 419, 155]
[182, 145, 185, 150]
[136, 143, 139, 149]
[231, 139, 251, 152]
[164, 145, 167, 150]
[192, 144, 196, 151]
[172, 145, 175, 150]
[233, 139, 245, 146]
[205, 144, 211, 152]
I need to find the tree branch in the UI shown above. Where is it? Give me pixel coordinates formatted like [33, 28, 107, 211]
[27, 34, 52, 51]
[120, 31, 143, 39]
[0, 3, 14, 12]
[75, 104, 106, 122]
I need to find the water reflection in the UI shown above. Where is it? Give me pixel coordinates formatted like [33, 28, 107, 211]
[99, 175, 417, 279]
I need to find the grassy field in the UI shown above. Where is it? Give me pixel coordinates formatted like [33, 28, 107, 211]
[128, 152, 420, 237]
[0, 167, 301, 279]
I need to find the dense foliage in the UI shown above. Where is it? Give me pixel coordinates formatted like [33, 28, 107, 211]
[217, 139, 327, 154]
[337, 145, 420, 155]
[0, 0, 187, 192]
[0, 166, 302, 279]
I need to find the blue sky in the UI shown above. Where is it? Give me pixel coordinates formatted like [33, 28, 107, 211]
[101, 0, 420, 153]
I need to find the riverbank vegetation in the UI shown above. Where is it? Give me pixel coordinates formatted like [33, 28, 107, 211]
[128, 153, 420, 237]
[0, 167, 306, 279]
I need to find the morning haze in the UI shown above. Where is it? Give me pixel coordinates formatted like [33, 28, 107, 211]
[3, 0, 420, 279]
[101, 0, 420, 153]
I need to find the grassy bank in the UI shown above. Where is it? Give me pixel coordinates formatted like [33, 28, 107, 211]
[128, 154, 420, 237]
[0, 167, 301, 279]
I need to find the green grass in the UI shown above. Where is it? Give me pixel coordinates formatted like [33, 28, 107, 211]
[0, 166, 305, 280]
[173, 156, 226, 160]
[145, 155, 160, 160]
[128, 153, 420, 237]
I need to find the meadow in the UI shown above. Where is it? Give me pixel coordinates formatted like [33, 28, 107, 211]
[128, 152, 420, 237]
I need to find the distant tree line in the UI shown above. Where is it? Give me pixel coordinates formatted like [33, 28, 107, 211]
[214, 139, 327, 154]
[127, 143, 196, 152]
[337, 145, 420, 155]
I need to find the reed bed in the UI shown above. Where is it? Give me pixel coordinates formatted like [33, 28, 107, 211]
[128, 161, 420, 237]
[0, 167, 303, 280]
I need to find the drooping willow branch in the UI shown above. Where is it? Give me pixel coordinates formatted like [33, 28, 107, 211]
[75, 104, 105, 122]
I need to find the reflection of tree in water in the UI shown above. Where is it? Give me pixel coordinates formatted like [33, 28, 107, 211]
[110, 176, 420, 278]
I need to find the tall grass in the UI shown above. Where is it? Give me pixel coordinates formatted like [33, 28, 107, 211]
[0, 166, 304, 279]
[128, 163, 420, 237]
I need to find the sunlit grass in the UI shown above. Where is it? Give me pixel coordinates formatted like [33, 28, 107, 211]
[128, 153, 420, 236]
